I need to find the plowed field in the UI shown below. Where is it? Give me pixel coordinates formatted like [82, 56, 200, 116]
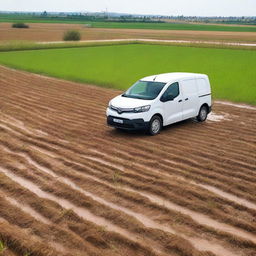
[1, 22, 256, 43]
[0, 65, 255, 256]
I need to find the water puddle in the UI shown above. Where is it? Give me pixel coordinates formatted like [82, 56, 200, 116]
[79, 170, 110, 186]
[25, 95, 40, 101]
[18, 159, 180, 239]
[34, 163, 242, 256]
[190, 237, 236, 256]
[73, 150, 256, 216]
[2, 145, 58, 178]
[1, 116, 34, 135]
[163, 158, 181, 166]
[0, 167, 139, 243]
[208, 112, 230, 122]
[38, 105, 55, 112]
[127, 189, 256, 244]
[148, 157, 256, 211]
[0, 158, 243, 256]
[58, 139, 69, 144]
[199, 184, 256, 211]
[0, 151, 246, 256]
[89, 148, 107, 156]
[215, 101, 256, 111]
[1, 115, 48, 137]
[6, 196, 51, 225]
[0, 123, 22, 136]
[82, 155, 124, 171]
[1, 145, 14, 154]
[3, 115, 24, 127]
[31, 146, 57, 158]
[1, 146, 26, 168]
[135, 160, 178, 182]
[67, 169, 251, 255]
[0, 217, 6, 223]
[23, 154, 57, 177]
[58, 175, 179, 236]
[34, 129, 48, 137]
[48, 241, 67, 253]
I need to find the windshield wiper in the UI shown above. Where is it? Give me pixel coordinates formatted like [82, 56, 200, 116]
[122, 94, 138, 99]
[122, 94, 150, 100]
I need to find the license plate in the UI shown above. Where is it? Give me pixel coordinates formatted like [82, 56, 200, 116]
[113, 118, 123, 124]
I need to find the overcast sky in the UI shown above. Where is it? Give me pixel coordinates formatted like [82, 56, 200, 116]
[1, 0, 256, 16]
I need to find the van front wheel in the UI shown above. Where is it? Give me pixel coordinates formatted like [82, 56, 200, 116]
[148, 116, 162, 136]
[197, 105, 208, 122]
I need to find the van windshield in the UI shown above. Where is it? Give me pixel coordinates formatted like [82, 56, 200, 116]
[123, 81, 166, 100]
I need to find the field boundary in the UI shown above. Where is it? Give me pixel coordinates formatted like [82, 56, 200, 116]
[0, 38, 256, 52]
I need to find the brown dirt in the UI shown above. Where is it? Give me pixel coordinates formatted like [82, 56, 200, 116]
[0, 65, 255, 256]
[0, 22, 256, 43]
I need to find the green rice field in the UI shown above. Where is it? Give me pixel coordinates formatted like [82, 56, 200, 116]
[0, 44, 255, 104]
[87, 21, 256, 32]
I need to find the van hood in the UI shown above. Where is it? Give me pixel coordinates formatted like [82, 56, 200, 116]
[110, 95, 153, 109]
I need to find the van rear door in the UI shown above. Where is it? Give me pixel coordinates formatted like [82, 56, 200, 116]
[180, 79, 199, 119]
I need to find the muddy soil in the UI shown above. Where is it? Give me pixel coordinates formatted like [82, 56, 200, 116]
[0, 65, 255, 256]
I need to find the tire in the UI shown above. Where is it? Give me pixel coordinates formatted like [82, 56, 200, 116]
[148, 115, 162, 136]
[197, 105, 208, 122]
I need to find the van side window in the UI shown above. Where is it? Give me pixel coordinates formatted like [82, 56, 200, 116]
[160, 82, 179, 102]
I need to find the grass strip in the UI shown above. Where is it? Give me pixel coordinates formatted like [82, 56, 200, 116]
[0, 39, 255, 53]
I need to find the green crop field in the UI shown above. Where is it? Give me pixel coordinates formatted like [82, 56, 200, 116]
[1, 15, 256, 32]
[0, 44, 255, 104]
[87, 21, 256, 32]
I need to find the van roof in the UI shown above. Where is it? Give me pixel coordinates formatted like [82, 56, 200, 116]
[140, 72, 208, 83]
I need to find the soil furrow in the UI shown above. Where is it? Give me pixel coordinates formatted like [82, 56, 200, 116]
[1, 65, 255, 256]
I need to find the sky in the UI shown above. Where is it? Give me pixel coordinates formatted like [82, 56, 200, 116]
[1, 0, 256, 16]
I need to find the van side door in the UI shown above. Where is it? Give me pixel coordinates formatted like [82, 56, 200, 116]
[180, 79, 199, 120]
[160, 82, 183, 125]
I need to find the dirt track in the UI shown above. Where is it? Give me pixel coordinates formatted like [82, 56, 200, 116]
[39, 38, 256, 47]
[0, 65, 255, 256]
[1, 22, 256, 43]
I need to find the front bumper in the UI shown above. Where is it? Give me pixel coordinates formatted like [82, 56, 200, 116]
[107, 115, 149, 130]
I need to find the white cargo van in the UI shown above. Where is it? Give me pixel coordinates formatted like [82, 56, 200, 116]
[107, 73, 212, 135]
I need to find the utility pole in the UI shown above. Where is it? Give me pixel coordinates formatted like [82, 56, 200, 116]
[106, 7, 109, 19]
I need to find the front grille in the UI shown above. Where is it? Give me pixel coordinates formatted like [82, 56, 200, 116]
[110, 105, 134, 114]
[108, 115, 129, 121]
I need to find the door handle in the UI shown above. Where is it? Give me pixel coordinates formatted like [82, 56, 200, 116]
[185, 98, 188, 101]
[178, 99, 182, 102]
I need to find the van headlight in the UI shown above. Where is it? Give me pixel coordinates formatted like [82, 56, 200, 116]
[134, 105, 151, 113]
